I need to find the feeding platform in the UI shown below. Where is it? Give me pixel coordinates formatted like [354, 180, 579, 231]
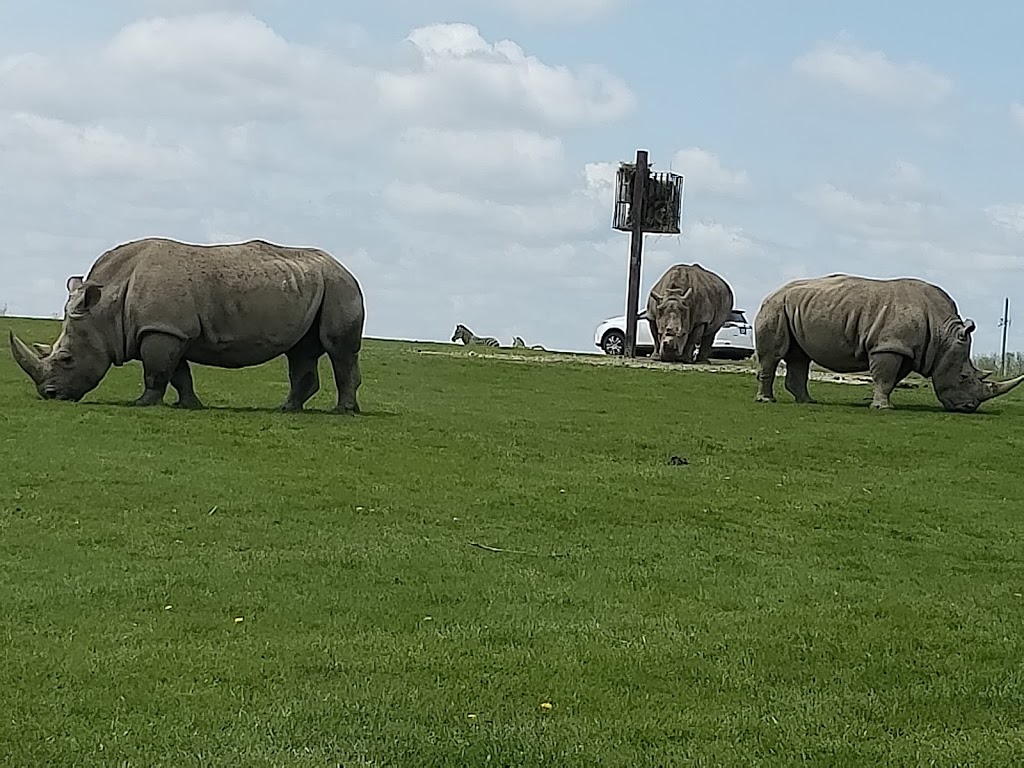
[612, 161, 684, 234]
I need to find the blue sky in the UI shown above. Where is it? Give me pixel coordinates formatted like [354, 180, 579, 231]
[2, 0, 1023, 354]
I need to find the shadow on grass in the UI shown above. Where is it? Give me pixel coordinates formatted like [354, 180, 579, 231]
[79, 400, 401, 418]
[801, 399, 1004, 416]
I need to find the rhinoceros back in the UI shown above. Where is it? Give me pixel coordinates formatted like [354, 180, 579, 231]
[762, 274, 960, 376]
[87, 238, 362, 368]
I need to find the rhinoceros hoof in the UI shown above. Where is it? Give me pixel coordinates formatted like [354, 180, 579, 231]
[334, 404, 360, 415]
[869, 401, 894, 410]
[754, 394, 775, 403]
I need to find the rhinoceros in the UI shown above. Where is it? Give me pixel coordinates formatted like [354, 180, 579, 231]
[9, 237, 365, 413]
[753, 273, 1024, 412]
[646, 263, 734, 362]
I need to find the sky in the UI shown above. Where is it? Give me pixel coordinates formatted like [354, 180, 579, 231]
[2, 0, 1023, 355]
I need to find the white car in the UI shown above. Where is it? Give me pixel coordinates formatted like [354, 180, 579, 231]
[594, 309, 755, 360]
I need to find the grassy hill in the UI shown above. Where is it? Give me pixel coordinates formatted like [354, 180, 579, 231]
[3, 316, 1024, 765]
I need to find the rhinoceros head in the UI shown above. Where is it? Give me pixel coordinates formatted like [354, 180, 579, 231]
[9, 276, 113, 402]
[931, 318, 1024, 412]
[651, 286, 693, 362]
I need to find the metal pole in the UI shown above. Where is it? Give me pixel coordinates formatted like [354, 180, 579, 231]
[624, 149, 648, 358]
[1000, 297, 1010, 376]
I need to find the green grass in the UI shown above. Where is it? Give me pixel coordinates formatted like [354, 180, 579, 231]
[3, 316, 1024, 766]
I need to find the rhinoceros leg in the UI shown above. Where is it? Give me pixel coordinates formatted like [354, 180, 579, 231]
[134, 332, 187, 407]
[647, 317, 661, 360]
[755, 353, 780, 402]
[694, 324, 715, 363]
[867, 352, 912, 409]
[281, 349, 322, 412]
[328, 347, 361, 414]
[754, 307, 790, 402]
[680, 324, 702, 364]
[170, 360, 204, 409]
[783, 349, 816, 404]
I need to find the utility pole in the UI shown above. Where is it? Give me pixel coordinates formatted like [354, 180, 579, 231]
[999, 297, 1010, 376]
[623, 149, 649, 359]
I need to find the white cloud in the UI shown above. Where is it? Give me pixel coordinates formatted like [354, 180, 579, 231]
[3, 14, 633, 134]
[986, 204, 1024, 234]
[670, 147, 752, 200]
[682, 220, 760, 258]
[391, 127, 569, 195]
[581, 161, 616, 192]
[882, 160, 926, 195]
[136, 0, 281, 11]
[379, 172, 607, 243]
[103, 14, 377, 128]
[792, 35, 952, 110]
[492, 0, 629, 22]
[377, 23, 633, 129]
[796, 182, 940, 242]
[1012, 102, 1024, 132]
[0, 112, 199, 180]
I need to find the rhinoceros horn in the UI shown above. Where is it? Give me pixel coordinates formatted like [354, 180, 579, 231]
[980, 373, 1024, 401]
[9, 331, 45, 385]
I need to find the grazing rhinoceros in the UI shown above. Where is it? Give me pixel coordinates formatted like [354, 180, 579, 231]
[646, 263, 734, 362]
[9, 237, 365, 413]
[753, 273, 1024, 412]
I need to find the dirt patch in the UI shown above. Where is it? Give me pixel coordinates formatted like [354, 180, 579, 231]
[410, 347, 924, 389]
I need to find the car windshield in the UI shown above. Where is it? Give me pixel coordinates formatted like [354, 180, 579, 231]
[728, 311, 747, 323]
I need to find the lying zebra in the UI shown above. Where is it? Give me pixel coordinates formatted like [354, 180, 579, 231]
[512, 335, 547, 351]
[452, 324, 500, 347]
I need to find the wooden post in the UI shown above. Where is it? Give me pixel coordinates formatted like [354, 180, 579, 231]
[624, 149, 648, 358]
[1000, 297, 1010, 376]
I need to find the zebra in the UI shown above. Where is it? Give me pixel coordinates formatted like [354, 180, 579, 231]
[452, 324, 500, 347]
[512, 335, 547, 352]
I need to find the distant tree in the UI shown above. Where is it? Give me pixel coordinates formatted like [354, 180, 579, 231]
[0, 302, 6, 317]
[974, 351, 1024, 377]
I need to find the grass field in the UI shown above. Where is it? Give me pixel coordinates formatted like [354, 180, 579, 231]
[3, 316, 1024, 766]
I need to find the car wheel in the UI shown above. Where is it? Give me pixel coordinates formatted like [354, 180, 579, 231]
[601, 330, 625, 356]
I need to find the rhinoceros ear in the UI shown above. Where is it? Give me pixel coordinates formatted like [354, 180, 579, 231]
[68, 282, 103, 317]
[963, 319, 976, 334]
[67, 276, 84, 293]
[82, 284, 102, 310]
